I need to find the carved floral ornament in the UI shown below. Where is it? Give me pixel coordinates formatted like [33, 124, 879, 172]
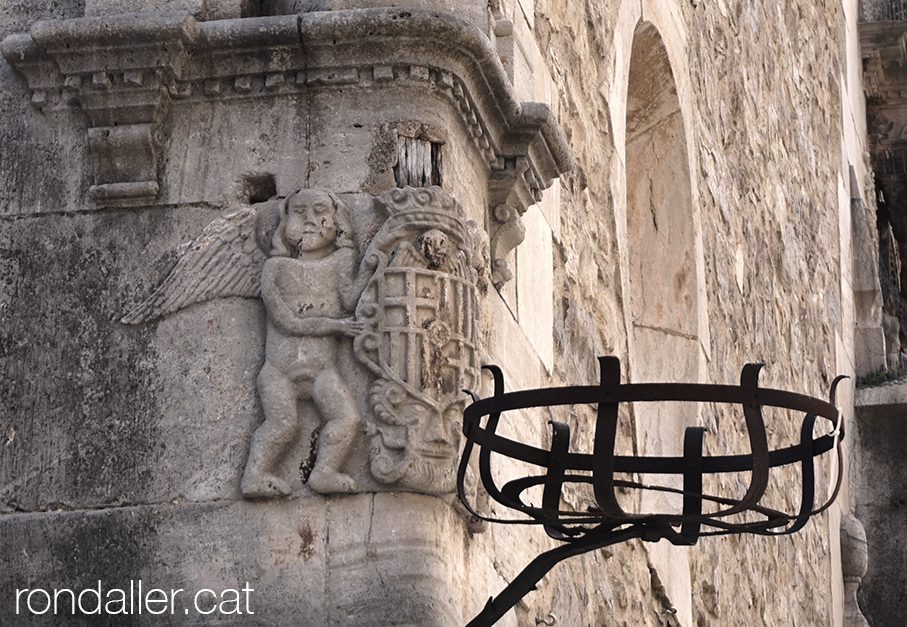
[123, 186, 488, 500]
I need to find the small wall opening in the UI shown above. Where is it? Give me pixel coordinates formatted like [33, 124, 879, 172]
[394, 135, 443, 188]
[240, 172, 277, 203]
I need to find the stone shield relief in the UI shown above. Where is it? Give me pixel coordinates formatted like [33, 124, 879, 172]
[122, 185, 487, 498]
[354, 187, 485, 494]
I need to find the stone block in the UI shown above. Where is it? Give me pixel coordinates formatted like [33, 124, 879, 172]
[85, 0, 203, 18]
[855, 380, 907, 406]
[295, 0, 489, 34]
[516, 0, 534, 30]
[0, 494, 485, 625]
[510, 0, 555, 106]
[0, 206, 267, 513]
[487, 288, 544, 391]
[853, 401, 907, 625]
[1, 499, 327, 624]
[326, 492, 467, 627]
[853, 324, 887, 378]
[516, 205, 554, 371]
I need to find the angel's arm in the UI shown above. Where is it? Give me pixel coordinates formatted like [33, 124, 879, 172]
[340, 247, 377, 313]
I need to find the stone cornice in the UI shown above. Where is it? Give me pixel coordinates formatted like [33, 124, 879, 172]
[860, 21, 907, 102]
[299, 9, 572, 174]
[2, 7, 572, 217]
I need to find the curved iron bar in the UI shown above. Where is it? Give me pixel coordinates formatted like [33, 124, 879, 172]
[457, 357, 847, 627]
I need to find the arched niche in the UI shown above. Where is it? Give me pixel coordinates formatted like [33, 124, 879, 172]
[625, 20, 699, 384]
[621, 21, 703, 625]
[623, 20, 705, 470]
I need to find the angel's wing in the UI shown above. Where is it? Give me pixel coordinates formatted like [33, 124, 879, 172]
[121, 202, 276, 324]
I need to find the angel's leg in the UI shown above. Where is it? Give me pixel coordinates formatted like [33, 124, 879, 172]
[241, 362, 298, 498]
[307, 367, 359, 493]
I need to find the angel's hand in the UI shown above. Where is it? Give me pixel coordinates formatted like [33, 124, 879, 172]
[360, 250, 382, 272]
[335, 317, 365, 337]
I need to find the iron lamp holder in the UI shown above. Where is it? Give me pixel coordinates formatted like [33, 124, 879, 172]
[457, 356, 847, 627]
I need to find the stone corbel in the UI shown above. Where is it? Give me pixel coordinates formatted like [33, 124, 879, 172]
[486, 104, 568, 287]
[487, 153, 534, 288]
[489, 202, 525, 288]
[860, 22, 907, 102]
[87, 124, 161, 203]
[0, 34, 61, 111]
[861, 49, 883, 101]
[2, 12, 200, 206]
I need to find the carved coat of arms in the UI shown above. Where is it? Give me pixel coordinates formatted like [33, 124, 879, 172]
[354, 187, 486, 494]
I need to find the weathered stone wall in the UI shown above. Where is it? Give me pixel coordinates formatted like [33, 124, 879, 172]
[484, 0, 861, 625]
[852, 387, 907, 626]
[683, 7, 847, 625]
[0, 0, 865, 626]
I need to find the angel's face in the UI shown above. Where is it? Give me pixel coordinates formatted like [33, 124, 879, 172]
[284, 190, 337, 253]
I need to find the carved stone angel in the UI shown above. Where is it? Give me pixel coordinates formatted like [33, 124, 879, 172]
[123, 188, 369, 496]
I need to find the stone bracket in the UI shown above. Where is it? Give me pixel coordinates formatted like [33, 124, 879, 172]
[87, 124, 161, 204]
[1, 12, 200, 206]
[489, 201, 526, 288]
[861, 22, 907, 101]
[0, 34, 62, 110]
